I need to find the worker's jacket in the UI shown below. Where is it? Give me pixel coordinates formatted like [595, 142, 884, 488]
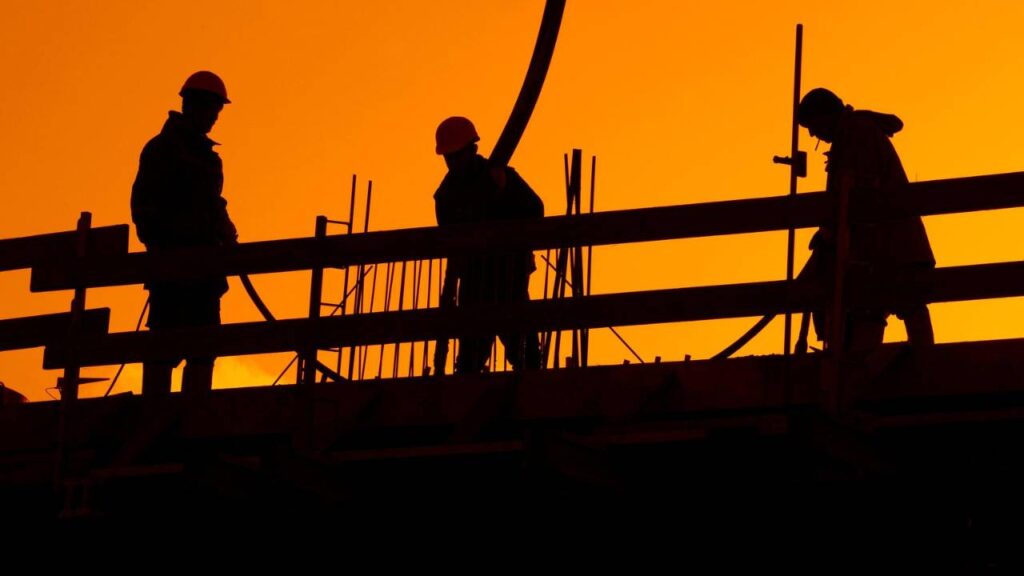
[816, 106, 934, 269]
[434, 153, 544, 305]
[131, 111, 237, 294]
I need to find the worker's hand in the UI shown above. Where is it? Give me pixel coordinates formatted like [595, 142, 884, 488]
[221, 218, 239, 246]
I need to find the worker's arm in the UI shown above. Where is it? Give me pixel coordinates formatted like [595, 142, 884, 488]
[215, 196, 239, 245]
[130, 140, 174, 247]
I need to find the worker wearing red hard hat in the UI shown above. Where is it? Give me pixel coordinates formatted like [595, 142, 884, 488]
[130, 71, 238, 396]
[432, 116, 544, 375]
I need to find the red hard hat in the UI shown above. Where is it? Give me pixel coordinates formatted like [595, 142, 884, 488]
[435, 116, 479, 155]
[179, 71, 231, 104]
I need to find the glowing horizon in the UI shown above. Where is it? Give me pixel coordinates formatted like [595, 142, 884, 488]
[3, 1, 1024, 400]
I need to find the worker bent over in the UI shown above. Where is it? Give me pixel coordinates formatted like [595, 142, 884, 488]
[798, 88, 935, 353]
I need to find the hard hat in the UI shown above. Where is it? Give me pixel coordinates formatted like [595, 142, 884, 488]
[179, 71, 231, 104]
[435, 116, 479, 155]
[798, 88, 843, 125]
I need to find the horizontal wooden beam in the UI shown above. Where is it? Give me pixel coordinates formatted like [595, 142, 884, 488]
[909, 171, 1024, 217]
[30, 195, 825, 291]
[42, 279, 821, 368]
[158, 336, 1024, 438]
[0, 309, 110, 351]
[42, 258, 1024, 369]
[30, 172, 1024, 291]
[0, 225, 129, 273]
[15, 336, 1024, 453]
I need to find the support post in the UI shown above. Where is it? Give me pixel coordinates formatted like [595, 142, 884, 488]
[300, 216, 328, 385]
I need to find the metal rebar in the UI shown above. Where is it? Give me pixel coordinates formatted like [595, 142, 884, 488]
[407, 260, 423, 377]
[362, 255, 380, 380]
[377, 261, 395, 379]
[355, 181, 373, 379]
[272, 354, 299, 386]
[583, 154, 597, 367]
[541, 248, 552, 367]
[422, 257, 433, 374]
[392, 261, 408, 379]
[570, 149, 583, 367]
[610, 326, 644, 364]
[549, 152, 573, 369]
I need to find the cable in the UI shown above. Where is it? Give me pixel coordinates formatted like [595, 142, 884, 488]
[104, 297, 149, 397]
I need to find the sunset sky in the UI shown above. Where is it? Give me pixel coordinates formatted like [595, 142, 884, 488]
[2, 1, 1024, 401]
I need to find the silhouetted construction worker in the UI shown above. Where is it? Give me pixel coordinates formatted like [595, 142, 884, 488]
[432, 116, 544, 375]
[798, 87, 934, 352]
[131, 71, 238, 395]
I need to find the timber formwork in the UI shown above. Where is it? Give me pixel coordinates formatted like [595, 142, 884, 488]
[5, 340, 1024, 534]
[4, 173, 1024, 538]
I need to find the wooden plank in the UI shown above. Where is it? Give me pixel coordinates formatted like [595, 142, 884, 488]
[11, 354, 815, 443]
[0, 309, 110, 351]
[30, 194, 825, 291]
[31, 172, 1024, 292]
[18, 336, 1024, 445]
[131, 334, 1024, 437]
[43, 279, 822, 368]
[42, 257, 1024, 370]
[0, 225, 129, 272]
[911, 171, 1024, 217]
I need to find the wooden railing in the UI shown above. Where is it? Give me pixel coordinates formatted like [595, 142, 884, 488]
[4, 171, 1024, 401]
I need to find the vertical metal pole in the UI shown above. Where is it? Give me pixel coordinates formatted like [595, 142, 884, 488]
[408, 260, 422, 377]
[336, 175, 357, 377]
[582, 155, 597, 367]
[435, 258, 443, 374]
[361, 259, 379, 380]
[392, 261, 407, 379]
[301, 215, 328, 386]
[438, 258, 454, 375]
[540, 248, 552, 367]
[377, 261, 395, 379]
[422, 257, 434, 375]
[549, 152, 573, 369]
[586, 156, 597, 297]
[569, 149, 583, 367]
[784, 24, 804, 359]
[347, 180, 371, 381]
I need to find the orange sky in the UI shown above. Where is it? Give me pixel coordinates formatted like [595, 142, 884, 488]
[3, 1, 1024, 401]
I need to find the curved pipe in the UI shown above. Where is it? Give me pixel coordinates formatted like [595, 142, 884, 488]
[712, 314, 774, 360]
[247, 1, 566, 332]
[240, 273, 275, 322]
[713, 258, 817, 359]
[435, 0, 566, 374]
[489, 0, 566, 168]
